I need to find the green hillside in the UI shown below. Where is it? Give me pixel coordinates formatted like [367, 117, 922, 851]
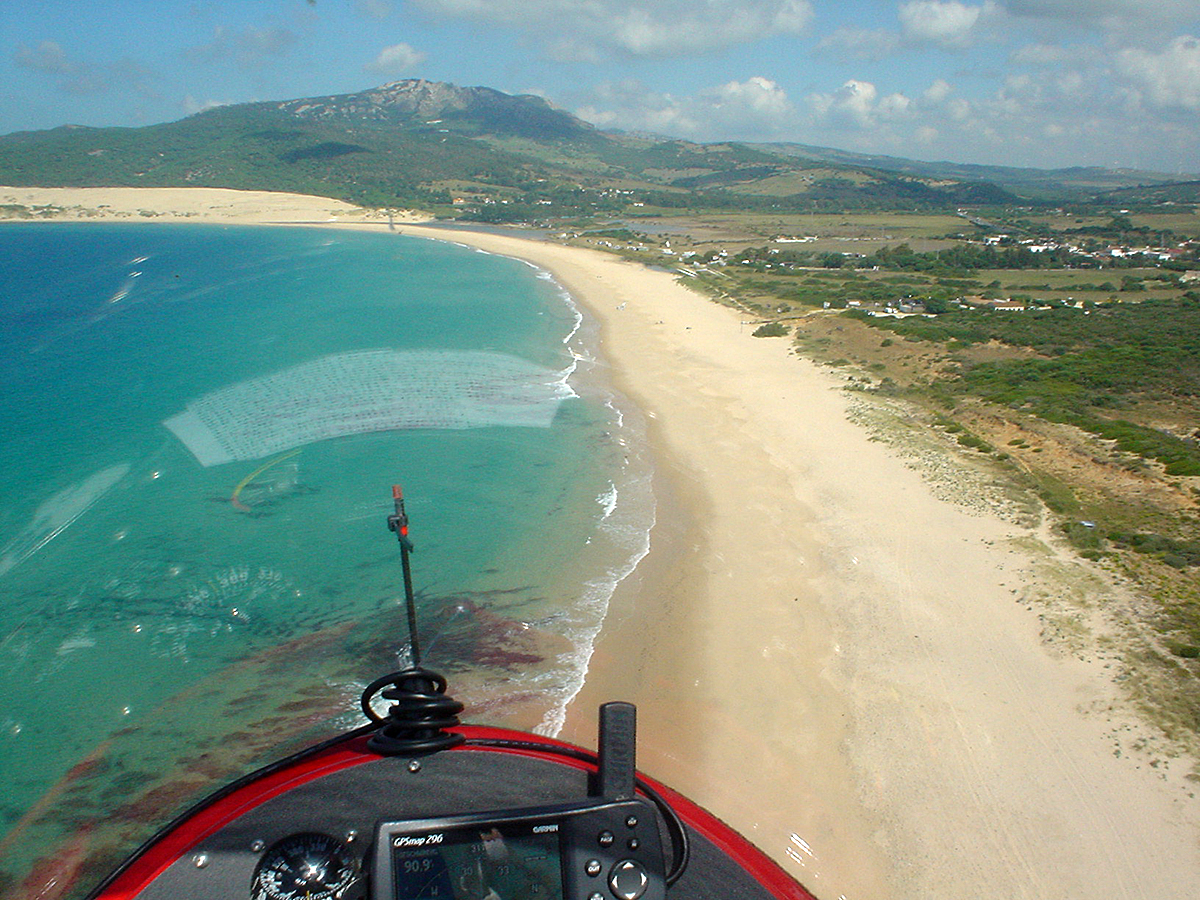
[6, 79, 1194, 219]
[0, 79, 1018, 216]
[764, 142, 1193, 199]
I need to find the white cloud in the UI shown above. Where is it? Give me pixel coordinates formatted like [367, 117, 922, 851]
[565, 49, 1200, 173]
[366, 43, 427, 74]
[807, 79, 913, 128]
[564, 6, 1198, 173]
[946, 97, 972, 121]
[816, 27, 901, 60]
[833, 80, 877, 120]
[575, 76, 796, 139]
[1116, 35, 1200, 111]
[878, 92, 912, 117]
[575, 80, 700, 135]
[922, 79, 953, 103]
[878, 63, 1190, 169]
[545, 37, 604, 64]
[355, 0, 394, 18]
[1009, 42, 1095, 66]
[817, 2, 998, 60]
[1055, 69, 1085, 99]
[14, 40, 156, 97]
[1000, 0, 1200, 32]
[14, 40, 77, 75]
[898, 0, 992, 49]
[713, 76, 793, 119]
[409, 0, 813, 58]
[183, 95, 231, 115]
[188, 25, 298, 69]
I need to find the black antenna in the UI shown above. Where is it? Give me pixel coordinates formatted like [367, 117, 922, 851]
[595, 701, 637, 801]
[361, 485, 464, 755]
[387, 485, 421, 666]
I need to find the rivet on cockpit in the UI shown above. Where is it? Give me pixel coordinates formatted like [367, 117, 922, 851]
[251, 840, 265, 852]
[193, 854, 209, 868]
[407, 759, 422, 773]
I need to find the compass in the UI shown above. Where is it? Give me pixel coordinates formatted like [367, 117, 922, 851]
[251, 832, 362, 900]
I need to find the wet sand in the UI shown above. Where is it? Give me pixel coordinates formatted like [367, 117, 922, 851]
[6, 187, 1200, 899]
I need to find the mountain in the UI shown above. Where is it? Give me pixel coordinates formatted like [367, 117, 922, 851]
[762, 142, 1190, 199]
[1095, 180, 1200, 205]
[0, 81, 581, 209]
[275, 80, 593, 141]
[0, 79, 1161, 217]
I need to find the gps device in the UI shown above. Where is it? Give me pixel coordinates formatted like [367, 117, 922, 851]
[371, 704, 669, 900]
[372, 798, 667, 900]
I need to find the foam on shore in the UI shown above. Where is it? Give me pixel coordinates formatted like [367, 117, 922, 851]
[526, 268, 657, 737]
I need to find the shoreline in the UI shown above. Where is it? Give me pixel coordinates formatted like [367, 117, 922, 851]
[5, 187, 1200, 899]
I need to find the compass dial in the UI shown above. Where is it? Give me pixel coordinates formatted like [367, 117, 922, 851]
[251, 832, 361, 900]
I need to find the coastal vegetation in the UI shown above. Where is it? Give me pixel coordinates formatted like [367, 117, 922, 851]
[605, 213, 1200, 744]
[547, 194, 1199, 743]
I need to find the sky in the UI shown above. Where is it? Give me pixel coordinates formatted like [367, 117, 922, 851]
[3, 0, 1200, 175]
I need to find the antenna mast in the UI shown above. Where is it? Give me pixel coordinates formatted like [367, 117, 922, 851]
[361, 484, 464, 755]
[387, 484, 421, 666]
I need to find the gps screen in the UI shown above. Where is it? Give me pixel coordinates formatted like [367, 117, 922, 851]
[389, 820, 564, 900]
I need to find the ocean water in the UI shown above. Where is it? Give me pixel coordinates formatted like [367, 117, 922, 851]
[0, 223, 653, 893]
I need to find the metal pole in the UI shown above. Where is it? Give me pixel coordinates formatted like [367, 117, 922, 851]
[388, 485, 421, 667]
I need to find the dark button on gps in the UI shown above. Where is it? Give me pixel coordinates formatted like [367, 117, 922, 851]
[598, 829, 615, 847]
[624, 815, 638, 828]
[627, 837, 640, 851]
[609, 859, 649, 900]
[586, 859, 603, 877]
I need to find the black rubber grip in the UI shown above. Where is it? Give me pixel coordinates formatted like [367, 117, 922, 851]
[597, 701, 637, 801]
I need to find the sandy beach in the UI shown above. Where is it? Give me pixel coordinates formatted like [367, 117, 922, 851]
[5, 186, 1200, 899]
[0, 186, 401, 225]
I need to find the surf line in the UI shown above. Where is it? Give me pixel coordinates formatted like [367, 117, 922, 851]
[230, 450, 301, 513]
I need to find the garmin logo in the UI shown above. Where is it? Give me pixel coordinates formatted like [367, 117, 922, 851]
[532, 824, 559, 834]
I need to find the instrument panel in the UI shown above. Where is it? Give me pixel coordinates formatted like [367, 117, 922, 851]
[242, 797, 666, 900]
[131, 749, 667, 900]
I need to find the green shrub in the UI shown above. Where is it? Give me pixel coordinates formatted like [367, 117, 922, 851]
[1063, 521, 1104, 550]
[1107, 531, 1200, 567]
[751, 322, 791, 337]
[1166, 459, 1200, 476]
[957, 433, 995, 452]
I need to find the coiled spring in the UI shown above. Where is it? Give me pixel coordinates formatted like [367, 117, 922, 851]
[360, 667, 465, 755]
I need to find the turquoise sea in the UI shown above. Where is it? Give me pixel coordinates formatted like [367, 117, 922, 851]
[0, 223, 653, 894]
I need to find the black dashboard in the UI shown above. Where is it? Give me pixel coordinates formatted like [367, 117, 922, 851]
[131, 747, 672, 900]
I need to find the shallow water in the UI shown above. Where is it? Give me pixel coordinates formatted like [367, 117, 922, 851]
[0, 223, 654, 894]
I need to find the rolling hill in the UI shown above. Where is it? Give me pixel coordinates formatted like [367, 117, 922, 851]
[763, 142, 1190, 199]
[0, 79, 1188, 218]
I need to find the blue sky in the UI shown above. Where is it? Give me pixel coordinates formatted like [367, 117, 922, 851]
[4, 0, 1200, 174]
